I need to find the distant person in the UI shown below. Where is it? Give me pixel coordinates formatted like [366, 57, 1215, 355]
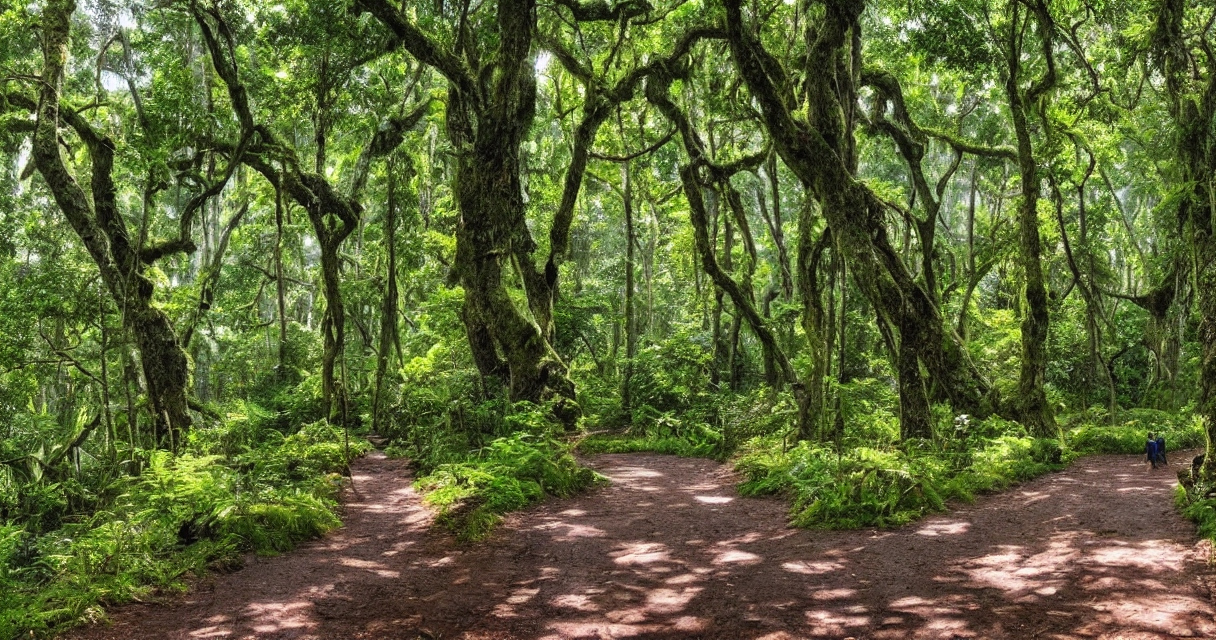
[1147, 433, 1159, 470]
[1156, 435, 1168, 466]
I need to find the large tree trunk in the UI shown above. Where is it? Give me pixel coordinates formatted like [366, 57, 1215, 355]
[130, 306, 193, 448]
[317, 242, 347, 421]
[1005, 0, 1057, 437]
[357, 0, 720, 421]
[32, 0, 193, 448]
[722, 0, 991, 440]
[449, 90, 576, 411]
[449, 103, 573, 408]
[1198, 253, 1216, 478]
[359, 0, 577, 418]
[1153, 0, 1216, 478]
[797, 217, 832, 441]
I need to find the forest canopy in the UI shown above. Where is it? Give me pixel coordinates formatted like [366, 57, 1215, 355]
[4, 0, 1216, 635]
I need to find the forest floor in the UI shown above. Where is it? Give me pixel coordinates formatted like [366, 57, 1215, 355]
[65, 449, 1216, 640]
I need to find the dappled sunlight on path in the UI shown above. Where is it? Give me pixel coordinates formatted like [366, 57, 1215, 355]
[66, 451, 1215, 639]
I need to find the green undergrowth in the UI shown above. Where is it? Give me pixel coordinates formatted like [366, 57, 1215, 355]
[1063, 407, 1205, 454]
[414, 433, 600, 542]
[577, 417, 725, 459]
[574, 386, 1204, 531]
[0, 406, 369, 639]
[576, 390, 795, 460]
[577, 432, 719, 457]
[1176, 485, 1216, 544]
[736, 433, 1067, 528]
[1166, 411, 1216, 547]
[381, 396, 603, 543]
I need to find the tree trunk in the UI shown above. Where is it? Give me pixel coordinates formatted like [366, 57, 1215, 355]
[1198, 254, 1216, 477]
[797, 217, 832, 441]
[646, 74, 802, 394]
[1005, 0, 1057, 437]
[360, 0, 578, 419]
[451, 121, 575, 410]
[762, 153, 794, 301]
[833, 255, 848, 442]
[373, 157, 408, 435]
[31, 0, 193, 448]
[622, 158, 637, 422]
[275, 185, 290, 377]
[722, 0, 993, 436]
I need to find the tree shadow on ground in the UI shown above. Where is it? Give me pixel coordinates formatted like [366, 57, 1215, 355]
[66, 451, 1215, 640]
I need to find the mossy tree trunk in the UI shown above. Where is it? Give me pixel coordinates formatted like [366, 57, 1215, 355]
[360, 1, 718, 418]
[1154, 0, 1216, 479]
[621, 157, 637, 422]
[30, 0, 196, 448]
[1003, 0, 1058, 437]
[721, 0, 992, 440]
[194, 3, 430, 424]
[646, 67, 810, 430]
[797, 220, 833, 441]
[358, 0, 576, 415]
[373, 158, 411, 435]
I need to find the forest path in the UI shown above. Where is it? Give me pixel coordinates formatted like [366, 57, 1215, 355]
[66, 450, 1216, 640]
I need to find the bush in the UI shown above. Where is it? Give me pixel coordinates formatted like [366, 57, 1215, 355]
[416, 433, 599, 541]
[737, 439, 945, 528]
[735, 432, 1067, 529]
[626, 331, 715, 417]
[0, 409, 368, 639]
[943, 436, 1066, 501]
[577, 390, 793, 460]
[578, 411, 725, 458]
[1065, 409, 1203, 455]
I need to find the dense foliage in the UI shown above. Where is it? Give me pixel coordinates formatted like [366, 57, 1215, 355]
[4, 0, 1216, 635]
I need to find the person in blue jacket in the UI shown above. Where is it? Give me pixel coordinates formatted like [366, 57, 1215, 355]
[1156, 435, 1168, 466]
[1147, 433, 1159, 470]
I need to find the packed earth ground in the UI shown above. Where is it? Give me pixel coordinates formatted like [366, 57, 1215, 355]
[66, 449, 1215, 640]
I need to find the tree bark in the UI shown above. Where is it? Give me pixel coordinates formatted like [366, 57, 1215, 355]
[373, 157, 409, 435]
[1004, 0, 1058, 436]
[360, 0, 580, 419]
[646, 68, 808, 425]
[31, 0, 193, 448]
[1154, 0, 1216, 479]
[621, 157, 637, 421]
[721, 0, 989, 439]
[274, 185, 290, 376]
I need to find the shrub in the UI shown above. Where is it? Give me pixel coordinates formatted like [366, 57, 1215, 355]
[735, 432, 1066, 529]
[0, 410, 368, 639]
[416, 433, 599, 541]
[1065, 409, 1203, 455]
[578, 411, 725, 458]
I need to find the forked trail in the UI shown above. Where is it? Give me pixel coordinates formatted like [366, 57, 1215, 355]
[67, 450, 1215, 639]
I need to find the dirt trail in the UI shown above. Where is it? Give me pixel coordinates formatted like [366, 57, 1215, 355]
[67, 450, 1215, 639]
